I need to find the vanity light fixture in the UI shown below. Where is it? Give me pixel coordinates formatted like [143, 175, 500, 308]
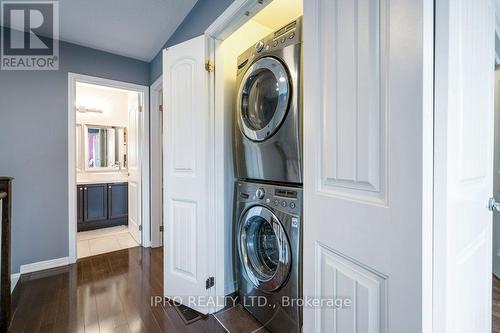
[76, 104, 104, 113]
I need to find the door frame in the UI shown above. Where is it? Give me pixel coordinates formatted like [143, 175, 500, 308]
[150, 76, 163, 248]
[67, 73, 151, 263]
[204, 0, 274, 311]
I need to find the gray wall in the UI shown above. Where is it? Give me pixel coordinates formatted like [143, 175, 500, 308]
[0, 39, 149, 273]
[1, 0, 233, 274]
[149, 0, 234, 83]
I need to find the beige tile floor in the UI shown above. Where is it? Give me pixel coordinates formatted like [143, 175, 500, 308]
[77, 225, 139, 259]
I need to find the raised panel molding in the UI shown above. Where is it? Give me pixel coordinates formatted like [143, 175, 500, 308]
[315, 243, 387, 333]
[170, 199, 197, 281]
[318, 0, 388, 205]
[170, 58, 196, 175]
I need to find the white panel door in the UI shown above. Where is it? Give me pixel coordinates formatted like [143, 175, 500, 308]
[162, 35, 212, 314]
[128, 92, 142, 244]
[303, 0, 432, 331]
[434, 1, 495, 332]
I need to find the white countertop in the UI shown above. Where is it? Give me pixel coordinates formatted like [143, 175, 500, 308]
[77, 179, 128, 185]
[77, 171, 128, 185]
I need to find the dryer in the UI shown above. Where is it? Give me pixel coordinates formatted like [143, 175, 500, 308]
[234, 180, 302, 333]
[234, 17, 302, 184]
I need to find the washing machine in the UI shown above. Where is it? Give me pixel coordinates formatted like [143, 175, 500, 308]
[234, 17, 302, 184]
[234, 180, 302, 333]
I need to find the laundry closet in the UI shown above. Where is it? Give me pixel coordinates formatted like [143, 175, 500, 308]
[161, 0, 303, 330]
[218, 0, 304, 332]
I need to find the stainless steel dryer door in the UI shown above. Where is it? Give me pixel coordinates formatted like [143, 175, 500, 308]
[237, 57, 290, 142]
[239, 206, 291, 292]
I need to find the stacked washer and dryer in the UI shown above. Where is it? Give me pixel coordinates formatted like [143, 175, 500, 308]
[233, 17, 303, 333]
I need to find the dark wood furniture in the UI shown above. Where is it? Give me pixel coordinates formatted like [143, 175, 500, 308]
[77, 182, 128, 232]
[0, 177, 13, 332]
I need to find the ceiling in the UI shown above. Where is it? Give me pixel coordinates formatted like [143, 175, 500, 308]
[48, 0, 198, 62]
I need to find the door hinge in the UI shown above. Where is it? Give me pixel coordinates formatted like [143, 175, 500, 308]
[205, 60, 214, 73]
[159, 104, 163, 112]
[489, 197, 500, 212]
[205, 276, 215, 289]
[138, 105, 144, 112]
[139, 225, 142, 231]
[160, 225, 164, 232]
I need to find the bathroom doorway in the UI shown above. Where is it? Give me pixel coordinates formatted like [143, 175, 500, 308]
[68, 74, 150, 261]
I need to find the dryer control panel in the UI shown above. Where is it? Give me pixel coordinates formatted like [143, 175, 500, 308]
[236, 16, 303, 76]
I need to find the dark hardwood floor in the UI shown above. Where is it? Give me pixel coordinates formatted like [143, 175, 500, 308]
[494, 275, 500, 333]
[9, 247, 226, 333]
[12, 249, 500, 333]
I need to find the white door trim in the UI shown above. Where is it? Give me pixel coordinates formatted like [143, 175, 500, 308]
[67, 73, 150, 263]
[422, 0, 435, 331]
[150, 76, 163, 248]
[205, 0, 272, 39]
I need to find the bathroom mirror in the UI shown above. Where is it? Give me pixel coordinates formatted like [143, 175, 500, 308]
[85, 125, 127, 170]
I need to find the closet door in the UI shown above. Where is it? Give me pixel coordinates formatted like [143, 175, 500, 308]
[302, 0, 433, 331]
[162, 35, 213, 314]
[434, 1, 495, 332]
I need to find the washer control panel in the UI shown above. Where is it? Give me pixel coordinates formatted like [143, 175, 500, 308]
[273, 189, 298, 211]
[237, 181, 302, 214]
[255, 187, 265, 199]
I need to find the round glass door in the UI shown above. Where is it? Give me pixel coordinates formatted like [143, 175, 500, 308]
[237, 57, 290, 142]
[239, 206, 291, 292]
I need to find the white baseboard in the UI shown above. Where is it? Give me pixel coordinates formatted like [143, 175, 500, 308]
[10, 273, 20, 293]
[20, 256, 70, 274]
[10, 256, 70, 293]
